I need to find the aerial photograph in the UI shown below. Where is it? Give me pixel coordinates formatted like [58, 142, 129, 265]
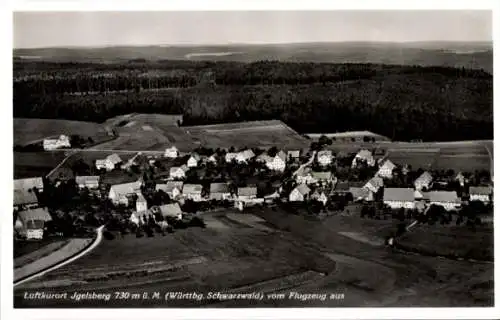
[12, 10, 493, 308]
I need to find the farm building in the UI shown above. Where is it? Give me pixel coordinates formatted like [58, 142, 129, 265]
[383, 188, 416, 209]
[15, 208, 52, 240]
[209, 183, 232, 201]
[225, 152, 238, 163]
[164, 146, 179, 158]
[136, 193, 148, 212]
[169, 165, 189, 180]
[43, 135, 71, 151]
[428, 191, 461, 211]
[13, 189, 39, 210]
[469, 186, 492, 203]
[364, 176, 384, 194]
[266, 151, 287, 172]
[156, 181, 184, 199]
[183, 184, 204, 202]
[415, 171, 433, 191]
[157, 203, 183, 220]
[237, 186, 258, 201]
[96, 154, 122, 171]
[377, 159, 396, 179]
[317, 150, 333, 166]
[352, 149, 375, 167]
[75, 176, 100, 189]
[236, 149, 256, 163]
[311, 171, 334, 184]
[187, 153, 201, 168]
[108, 180, 142, 206]
[289, 184, 311, 202]
[311, 190, 328, 205]
[349, 187, 372, 202]
[14, 177, 44, 192]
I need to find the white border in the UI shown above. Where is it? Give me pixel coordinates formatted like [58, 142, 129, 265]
[2, 1, 499, 320]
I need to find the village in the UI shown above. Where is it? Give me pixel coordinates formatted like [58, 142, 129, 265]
[13, 133, 493, 241]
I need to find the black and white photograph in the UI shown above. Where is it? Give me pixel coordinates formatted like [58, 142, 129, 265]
[3, 4, 497, 318]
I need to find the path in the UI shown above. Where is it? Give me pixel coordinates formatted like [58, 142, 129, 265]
[14, 226, 104, 287]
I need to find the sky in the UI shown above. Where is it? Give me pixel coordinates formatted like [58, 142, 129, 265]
[13, 11, 493, 48]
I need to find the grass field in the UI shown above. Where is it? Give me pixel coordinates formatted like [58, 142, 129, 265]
[14, 152, 68, 178]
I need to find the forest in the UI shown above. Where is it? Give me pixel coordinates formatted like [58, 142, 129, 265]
[13, 60, 493, 142]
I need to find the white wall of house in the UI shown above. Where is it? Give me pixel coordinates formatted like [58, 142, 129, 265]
[267, 158, 286, 171]
[168, 187, 182, 199]
[187, 157, 198, 167]
[170, 169, 186, 179]
[130, 214, 140, 225]
[26, 229, 44, 240]
[384, 200, 415, 209]
[470, 194, 490, 203]
[289, 189, 305, 202]
[377, 168, 393, 179]
[136, 201, 148, 212]
[415, 180, 431, 191]
[318, 156, 332, 166]
[238, 195, 256, 201]
[430, 201, 461, 211]
[185, 193, 202, 202]
[164, 148, 178, 158]
[296, 175, 316, 185]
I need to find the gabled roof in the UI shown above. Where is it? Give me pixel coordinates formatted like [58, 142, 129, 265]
[379, 159, 396, 171]
[189, 153, 201, 161]
[14, 189, 38, 206]
[210, 183, 230, 193]
[106, 153, 122, 164]
[156, 181, 184, 193]
[110, 181, 142, 197]
[367, 176, 384, 189]
[469, 186, 492, 196]
[75, 176, 100, 185]
[296, 167, 312, 177]
[238, 186, 258, 196]
[159, 203, 182, 217]
[287, 150, 301, 158]
[238, 149, 255, 159]
[355, 149, 373, 159]
[183, 184, 203, 194]
[275, 151, 287, 162]
[428, 191, 460, 203]
[383, 188, 415, 202]
[166, 146, 178, 151]
[257, 153, 273, 162]
[311, 171, 332, 180]
[349, 187, 370, 200]
[294, 184, 311, 195]
[18, 208, 52, 224]
[14, 177, 43, 191]
[415, 171, 433, 184]
[170, 165, 188, 175]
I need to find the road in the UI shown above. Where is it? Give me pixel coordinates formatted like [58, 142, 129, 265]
[292, 150, 317, 178]
[14, 226, 104, 287]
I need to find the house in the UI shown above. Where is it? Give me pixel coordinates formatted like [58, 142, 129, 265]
[295, 167, 315, 185]
[130, 210, 153, 226]
[311, 171, 333, 184]
[352, 149, 375, 167]
[187, 153, 201, 168]
[136, 193, 148, 212]
[383, 188, 416, 209]
[158, 203, 183, 220]
[377, 160, 396, 179]
[96, 154, 122, 171]
[75, 176, 100, 189]
[236, 149, 255, 163]
[287, 150, 301, 160]
[108, 180, 142, 206]
[414, 189, 425, 200]
[311, 190, 328, 205]
[225, 152, 238, 163]
[289, 184, 311, 202]
[43, 135, 71, 151]
[237, 186, 258, 201]
[349, 187, 372, 202]
[13, 189, 39, 210]
[183, 184, 204, 201]
[469, 186, 492, 203]
[317, 150, 333, 166]
[164, 146, 179, 158]
[266, 151, 287, 171]
[364, 177, 384, 194]
[14, 177, 44, 193]
[428, 191, 461, 211]
[156, 181, 184, 199]
[256, 153, 273, 163]
[414, 171, 433, 191]
[209, 183, 232, 201]
[15, 208, 52, 240]
[169, 165, 188, 180]
[207, 153, 218, 164]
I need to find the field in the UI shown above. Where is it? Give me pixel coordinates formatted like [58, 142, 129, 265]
[14, 118, 110, 146]
[184, 120, 309, 150]
[14, 152, 68, 179]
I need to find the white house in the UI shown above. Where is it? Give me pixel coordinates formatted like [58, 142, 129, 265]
[183, 184, 204, 202]
[455, 172, 466, 187]
[15, 208, 52, 240]
[43, 135, 71, 151]
[207, 154, 218, 164]
[75, 176, 100, 189]
[236, 149, 255, 163]
[352, 149, 375, 168]
[169, 165, 188, 180]
[311, 190, 328, 205]
[317, 150, 333, 166]
[209, 183, 232, 201]
[257, 153, 273, 163]
[225, 152, 238, 163]
[295, 167, 315, 185]
[164, 146, 179, 158]
[14, 177, 44, 193]
[266, 151, 287, 172]
[237, 186, 258, 201]
[377, 160, 396, 179]
[414, 171, 433, 191]
[383, 188, 416, 209]
[108, 180, 142, 206]
[187, 153, 201, 168]
[96, 154, 122, 171]
[311, 171, 333, 184]
[289, 184, 311, 202]
[349, 187, 372, 202]
[428, 191, 461, 211]
[130, 210, 151, 226]
[136, 193, 148, 212]
[156, 181, 184, 199]
[364, 176, 384, 194]
[469, 186, 492, 203]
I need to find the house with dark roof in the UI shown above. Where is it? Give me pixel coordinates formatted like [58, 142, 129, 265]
[13, 189, 39, 210]
[237, 186, 258, 201]
[76, 176, 100, 189]
[383, 188, 416, 209]
[96, 153, 122, 171]
[183, 184, 204, 201]
[469, 186, 493, 203]
[428, 191, 461, 211]
[15, 208, 52, 240]
[157, 203, 183, 220]
[352, 149, 375, 167]
[14, 177, 44, 192]
[349, 187, 372, 202]
[108, 180, 142, 206]
[156, 181, 184, 199]
[209, 183, 232, 201]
